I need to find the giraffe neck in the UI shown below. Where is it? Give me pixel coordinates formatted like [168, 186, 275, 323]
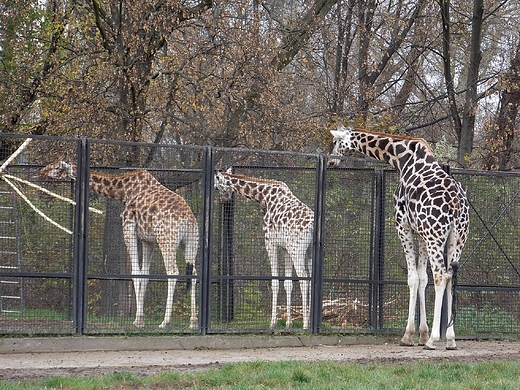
[224, 173, 288, 208]
[88, 169, 157, 202]
[349, 129, 438, 174]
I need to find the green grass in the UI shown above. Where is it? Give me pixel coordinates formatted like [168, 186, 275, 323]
[3, 360, 520, 389]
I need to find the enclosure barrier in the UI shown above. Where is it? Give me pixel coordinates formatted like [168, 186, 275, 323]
[1, 133, 520, 338]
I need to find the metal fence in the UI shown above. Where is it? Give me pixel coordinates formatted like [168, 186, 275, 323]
[1, 134, 520, 338]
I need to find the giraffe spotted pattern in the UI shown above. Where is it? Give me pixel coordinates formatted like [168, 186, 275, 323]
[330, 126, 469, 350]
[214, 170, 313, 330]
[40, 157, 199, 329]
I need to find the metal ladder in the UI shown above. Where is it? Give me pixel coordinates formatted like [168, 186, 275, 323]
[0, 188, 23, 316]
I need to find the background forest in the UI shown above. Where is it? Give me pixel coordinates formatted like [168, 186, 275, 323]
[1, 0, 519, 169]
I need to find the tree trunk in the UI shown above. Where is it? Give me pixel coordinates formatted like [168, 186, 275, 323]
[459, 0, 484, 167]
[357, 0, 425, 118]
[332, 0, 355, 116]
[356, 0, 376, 118]
[440, 0, 462, 149]
[495, 40, 520, 170]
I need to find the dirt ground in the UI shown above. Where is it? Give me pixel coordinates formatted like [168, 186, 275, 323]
[1, 339, 520, 381]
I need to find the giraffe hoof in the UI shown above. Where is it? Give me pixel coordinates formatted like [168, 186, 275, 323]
[446, 340, 457, 350]
[133, 319, 145, 328]
[423, 343, 436, 350]
[399, 335, 415, 346]
[419, 335, 429, 346]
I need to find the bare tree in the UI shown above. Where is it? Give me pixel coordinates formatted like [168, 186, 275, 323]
[2, 0, 520, 168]
[483, 37, 520, 170]
[0, 0, 68, 134]
[440, 0, 484, 167]
[89, 0, 212, 153]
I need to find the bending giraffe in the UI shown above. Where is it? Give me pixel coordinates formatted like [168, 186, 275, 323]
[40, 156, 199, 329]
[329, 126, 469, 350]
[214, 170, 313, 330]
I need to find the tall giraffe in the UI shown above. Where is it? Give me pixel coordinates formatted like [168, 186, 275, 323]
[40, 157, 199, 329]
[329, 125, 469, 350]
[214, 170, 314, 330]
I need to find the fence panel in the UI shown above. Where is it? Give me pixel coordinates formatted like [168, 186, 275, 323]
[0, 135, 79, 334]
[82, 140, 205, 334]
[453, 170, 520, 337]
[322, 163, 378, 333]
[210, 147, 319, 333]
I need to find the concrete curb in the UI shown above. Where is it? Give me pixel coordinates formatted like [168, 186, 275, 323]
[0, 334, 391, 354]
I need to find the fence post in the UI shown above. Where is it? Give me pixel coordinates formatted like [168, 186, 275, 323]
[72, 138, 89, 334]
[199, 146, 214, 334]
[311, 155, 326, 334]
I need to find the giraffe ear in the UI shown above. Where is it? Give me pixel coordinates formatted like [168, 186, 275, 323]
[226, 167, 233, 174]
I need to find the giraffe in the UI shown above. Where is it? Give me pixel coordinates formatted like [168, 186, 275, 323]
[214, 169, 314, 330]
[329, 125, 469, 350]
[39, 156, 199, 329]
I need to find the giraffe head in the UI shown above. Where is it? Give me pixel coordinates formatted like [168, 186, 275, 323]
[328, 125, 353, 166]
[39, 154, 77, 180]
[214, 169, 234, 203]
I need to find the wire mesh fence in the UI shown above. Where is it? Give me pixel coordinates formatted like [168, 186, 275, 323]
[1, 134, 520, 338]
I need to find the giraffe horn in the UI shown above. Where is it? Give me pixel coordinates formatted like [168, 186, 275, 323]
[336, 116, 343, 130]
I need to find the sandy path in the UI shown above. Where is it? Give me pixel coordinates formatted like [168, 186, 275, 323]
[1, 340, 520, 380]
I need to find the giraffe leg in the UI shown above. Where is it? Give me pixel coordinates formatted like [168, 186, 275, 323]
[157, 229, 183, 329]
[300, 277, 310, 330]
[445, 230, 462, 350]
[160, 251, 179, 329]
[401, 267, 419, 347]
[445, 276, 456, 350]
[135, 241, 152, 326]
[266, 240, 279, 329]
[188, 266, 198, 329]
[132, 275, 145, 328]
[289, 245, 310, 330]
[424, 247, 447, 350]
[160, 278, 178, 328]
[305, 253, 312, 330]
[185, 226, 199, 329]
[417, 239, 429, 346]
[284, 253, 293, 329]
[122, 218, 146, 328]
[396, 223, 418, 347]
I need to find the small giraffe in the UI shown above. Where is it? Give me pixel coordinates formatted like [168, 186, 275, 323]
[214, 170, 313, 330]
[40, 156, 199, 329]
[329, 125, 469, 350]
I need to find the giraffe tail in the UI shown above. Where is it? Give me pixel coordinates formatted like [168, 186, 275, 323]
[185, 262, 194, 293]
[449, 260, 459, 327]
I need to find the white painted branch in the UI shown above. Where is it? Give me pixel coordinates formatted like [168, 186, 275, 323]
[2, 176, 72, 235]
[0, 138, 32, 173]
[3, 174, 103, 215]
